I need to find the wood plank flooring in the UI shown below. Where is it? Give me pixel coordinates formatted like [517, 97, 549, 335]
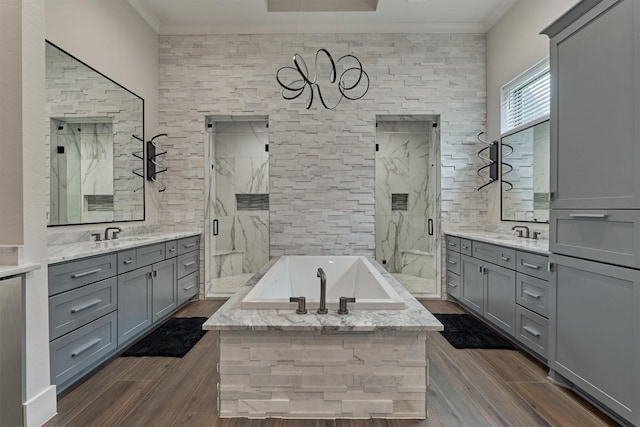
[44, 300, 618, 427]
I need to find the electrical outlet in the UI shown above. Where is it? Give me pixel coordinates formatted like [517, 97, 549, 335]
[186, 211, 195, 223]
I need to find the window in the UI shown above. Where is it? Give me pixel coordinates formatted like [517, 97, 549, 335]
[501, 59, 550, 134]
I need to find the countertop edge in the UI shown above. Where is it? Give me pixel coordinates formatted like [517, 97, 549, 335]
[445, 230, 549, 255]
[48, 230, 202, 264]
[0, 263, 41, 279]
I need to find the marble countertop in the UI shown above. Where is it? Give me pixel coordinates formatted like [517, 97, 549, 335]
[203, 257, 444, 333]
[0, 263, 41, 280]
[48, 230, 201, 264]
[445, 229, 549, 254]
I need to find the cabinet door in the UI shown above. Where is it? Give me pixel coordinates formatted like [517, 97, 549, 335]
[550, 0, 640, 209]
[460, 255, 483, 314]
[483, 263, 516, 336]
[117, 266, 152, 345]
[550, 254, 639, 425]
[152, 258, 177, 322]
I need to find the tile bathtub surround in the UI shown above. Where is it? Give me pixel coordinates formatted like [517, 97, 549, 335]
[158, 33, 488, 277]
[218, 330, 427, 419]
[205, 256, 440, 419]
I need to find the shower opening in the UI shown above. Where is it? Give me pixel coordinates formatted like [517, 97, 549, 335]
[375, 115, 441, 298]
[204, 116, 270, 298]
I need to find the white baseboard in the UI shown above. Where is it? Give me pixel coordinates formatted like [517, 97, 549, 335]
[23, 385, 57, 427]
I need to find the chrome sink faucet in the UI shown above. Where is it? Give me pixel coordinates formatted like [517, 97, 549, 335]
[104, 226, 122, 241]
[511, 225, 530, 238]
[317, 268, 328, 314]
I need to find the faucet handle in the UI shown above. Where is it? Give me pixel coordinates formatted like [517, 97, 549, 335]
[532, 231, 541, 240]
[289, 297, 308, 314]
[337, 297, 356, 315]
[91, 233, 102, 242]
[111, 230, 121, 240]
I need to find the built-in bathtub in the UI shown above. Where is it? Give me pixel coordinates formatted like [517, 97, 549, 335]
[240, 255, 405, 310]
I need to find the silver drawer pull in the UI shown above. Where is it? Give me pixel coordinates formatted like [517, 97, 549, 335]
[448, 260, 457, 265]
[123, 258, 134, 265]
[183, 261, 196, 267]
[183, 284, 197, 291]
[168, 248, 176, 253]
[447, 283, 458, 288]
[71, 338, 102, 358]
[183, 243, 197, 249]
[569, 213, 608, 219]
[447, 242, 457, 247]
[522, 262, 541, 270]
[523, 326, 541, 338]
[70, 299, 102, 314]
[500, 255, 510, 261]
[461, 245, 468, 249]
[523, 290, 542, 300]
[71, 268, 103, 279]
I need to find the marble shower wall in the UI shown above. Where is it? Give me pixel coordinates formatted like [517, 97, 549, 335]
[158, 33, 487, 298]
[375, 121, 437, 274]
[214, 121, 269, 274]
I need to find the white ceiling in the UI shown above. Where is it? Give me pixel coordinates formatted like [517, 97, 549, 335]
[128, 0, 519, 35]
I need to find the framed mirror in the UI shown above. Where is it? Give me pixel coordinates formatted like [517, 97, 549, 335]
[501, 119, 550, 223]
[45, 41, 144, 226]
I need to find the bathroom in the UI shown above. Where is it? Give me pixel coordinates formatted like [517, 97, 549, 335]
[3, 0, 634, 426]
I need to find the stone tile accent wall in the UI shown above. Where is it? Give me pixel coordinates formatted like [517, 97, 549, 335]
[218, 330, 427, 418]
[158, 33, 488, 297]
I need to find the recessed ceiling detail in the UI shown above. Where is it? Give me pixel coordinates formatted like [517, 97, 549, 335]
[266, 0, 379, 12]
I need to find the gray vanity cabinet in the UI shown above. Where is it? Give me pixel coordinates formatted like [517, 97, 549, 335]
[49, 234, 200, 393]
[548, 0, 640, 210]
[117, 266, 153, 345]
[549, 254, 639, 425]
[460, 254, 515, 336]
[460, 255, 484, 314]
[152, 258, 177, 322]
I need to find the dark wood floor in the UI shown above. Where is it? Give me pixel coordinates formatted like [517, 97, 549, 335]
[44, 300, 618, 427]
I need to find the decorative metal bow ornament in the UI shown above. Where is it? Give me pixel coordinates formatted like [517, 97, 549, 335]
[276, 48, 370, 110]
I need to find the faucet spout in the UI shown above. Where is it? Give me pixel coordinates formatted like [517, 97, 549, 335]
[317, 268, 328, 314]
[104, 226, 123, 241]
[511, 225, 530, 238]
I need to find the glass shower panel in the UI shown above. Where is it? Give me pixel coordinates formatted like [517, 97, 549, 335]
[207, 120, 270, 297]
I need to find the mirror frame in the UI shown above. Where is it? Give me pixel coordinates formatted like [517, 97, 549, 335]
[46, 40, 145, 227]
[500, 117, 550, 224]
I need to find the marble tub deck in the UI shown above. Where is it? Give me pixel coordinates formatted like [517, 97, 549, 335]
[204, 257, 442, 419]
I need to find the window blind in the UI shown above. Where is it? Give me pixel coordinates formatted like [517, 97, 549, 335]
[501, 61, 550, 133]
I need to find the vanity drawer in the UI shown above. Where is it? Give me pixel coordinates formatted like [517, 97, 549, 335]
[516, 273, 549, 318]
[446, 271, 461, 299]
[550, 209, 640, 269]
[49, 254, 117, 296]
[515, 305, 548, 359]
[177, 252, 199, 279]
[49, 277, 117, 340]
[136, 243, 165, 267]
[472, 242, 516, 270]
[50, 311, 117, 388]
[117, 250, 137, 274]
[446, 251, 461, 275]
[516, 251, 549, 281]
[177, 236, 200, 255]
[165, 240, 178, 259]
[446, 236, 461, 253]
[460, 239, 472, 256]
[177, 272, 199, 305]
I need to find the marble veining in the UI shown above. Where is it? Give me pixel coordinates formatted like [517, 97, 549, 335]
[48, 230, 201, 264]
[0, 264, 41, 280]
[203, 257, 443, 332]
[445, 229, 549, 254]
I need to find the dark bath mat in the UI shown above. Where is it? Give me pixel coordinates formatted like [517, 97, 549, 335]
[433, 313, 516, 350]
[122, 317, 208, 358]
